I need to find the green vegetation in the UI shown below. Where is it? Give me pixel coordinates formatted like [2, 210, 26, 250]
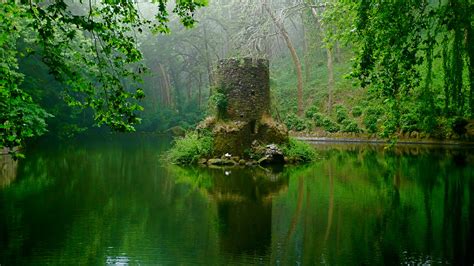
[207, 92, 228, 119]
[282, 138, 317, 163]
[1, 1, 206, 155]
[167, 133, 316, 165]
[2, 0, 473, 158]
[166, 131, 213, 165]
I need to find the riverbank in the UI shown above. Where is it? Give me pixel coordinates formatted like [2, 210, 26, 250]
[292, 132, 474, 146]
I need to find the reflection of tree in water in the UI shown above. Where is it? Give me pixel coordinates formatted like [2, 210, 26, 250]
[0, 154, 17, 188]
[272, 145, 474, 265]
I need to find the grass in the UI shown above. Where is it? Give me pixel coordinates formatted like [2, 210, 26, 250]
[166, 131, 213, 165]
[282, 137, 317, 163]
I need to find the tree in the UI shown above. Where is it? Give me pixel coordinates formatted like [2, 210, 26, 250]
[0, 0, 206, 156]
[262, 0, 304, 117]
[349, 0, 473, 136]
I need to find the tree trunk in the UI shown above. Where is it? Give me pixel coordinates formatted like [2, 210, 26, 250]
[198, 73, 203, 109]
[158, 64, 172, 107]
[327, 47, 334, 113]
[263, 0, 304, 116]
[301, 14, 311, 83]
[203, 24, 214, 87]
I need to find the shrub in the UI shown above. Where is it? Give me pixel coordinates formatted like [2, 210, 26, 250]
[364, 106, 383, 133]
[334, 104, 349, 123]
[321, 117, 340, 132]
[208, 92, 227, 118]
[452, 116, 468, 135]
[284, 113, 308, 131]
[351, 106, 363, 117]
[305, 105, 319, 119]
[167, 131, 213, 165]
[341, 119, 361, 133]
[312, 112, 325, 126]
[283, 138, 316, 162]
[400, 112, 419, 133]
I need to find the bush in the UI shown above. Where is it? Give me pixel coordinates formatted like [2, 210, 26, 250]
[321, 117, 340, 132]
[364, 106, 383, 133]
[166, 131, 213, 165]
[312, 112, 325, 126]
[334, 104, 349, 123]
[283, 138, 316, 162]
[284, 113, 308, 131]
[351, 106, 363, 117]
[341, 119, 361, 133]
[305, 105, 319, 119]
[208, 92, 227, 118]
[452, 116, 468, 135]
[400, 112, 419, 133]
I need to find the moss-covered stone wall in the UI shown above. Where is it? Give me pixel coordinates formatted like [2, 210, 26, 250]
[215, 58, 270, 122]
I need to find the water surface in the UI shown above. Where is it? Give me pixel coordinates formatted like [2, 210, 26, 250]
[1, 135, 473, 265]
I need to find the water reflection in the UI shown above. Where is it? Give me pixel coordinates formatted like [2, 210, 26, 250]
[207, 167, 287, 257]
[0, 154, 17, 188]
[0, 136, 472, 265]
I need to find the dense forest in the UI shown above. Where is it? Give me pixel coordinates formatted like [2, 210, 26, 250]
[1, 0, 473, 155]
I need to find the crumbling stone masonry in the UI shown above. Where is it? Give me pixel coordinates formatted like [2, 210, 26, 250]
[199, 58, 288, 157]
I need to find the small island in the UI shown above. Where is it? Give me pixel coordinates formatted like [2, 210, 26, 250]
[167, 58, 315, 166]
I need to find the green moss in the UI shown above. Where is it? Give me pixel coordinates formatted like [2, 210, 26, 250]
[282, 138, 317, 163]
[166, 131, 213, 165]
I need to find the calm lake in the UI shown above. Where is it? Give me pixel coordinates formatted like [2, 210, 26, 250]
[1, 134, 473, 265]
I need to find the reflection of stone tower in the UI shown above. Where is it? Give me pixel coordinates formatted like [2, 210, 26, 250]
[204, 167, 288, 256]
[203, 58, 288, 157]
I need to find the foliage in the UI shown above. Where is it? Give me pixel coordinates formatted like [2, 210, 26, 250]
[334, 104, 349, 123]
[305, 105, 319, 119]
[1, 0, 206, 154]
[321, 117, 340, 133]
[166, 131, 213, 165]
[0, 4, 52, 157]
[341, 119, 360, 133]
[208, 91, 227, 118]
[363, 106, 383, 134]
[350, 0, 473, 137]
[312, 112, 325, 127]
[284, 113, 308, 132]
[351, 106, 363, 118]
[282, 137, 316, 163]
[400, 112, 420, 133]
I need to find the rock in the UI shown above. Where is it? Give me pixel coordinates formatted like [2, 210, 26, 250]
[207, 158, 222, 165]
[198, 158, 208, 164]
[245, 160, 257, 166]
[257, 156, 269, 164]
[259, 144, 285, 164]
[196, 116, 217, 131]
[207, 158, 236, 166]
[238, 159, 246, 165]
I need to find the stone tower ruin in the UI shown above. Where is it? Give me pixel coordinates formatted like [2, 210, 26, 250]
[199, 58, 288, 157]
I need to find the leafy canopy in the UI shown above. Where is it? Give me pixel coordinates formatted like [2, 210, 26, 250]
[0, 0, 206, 155]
